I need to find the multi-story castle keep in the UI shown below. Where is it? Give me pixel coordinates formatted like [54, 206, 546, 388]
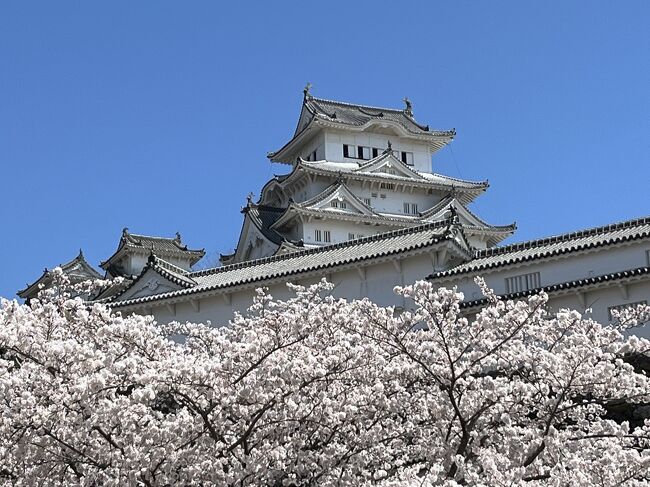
[18, 89, 650, 337]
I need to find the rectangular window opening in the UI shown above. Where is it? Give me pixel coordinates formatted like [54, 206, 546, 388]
[505, 272, 541, 294]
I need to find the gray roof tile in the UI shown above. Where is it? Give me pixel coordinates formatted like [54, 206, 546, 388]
[429, 216, 650, 279]
[110, 220, 462, 308]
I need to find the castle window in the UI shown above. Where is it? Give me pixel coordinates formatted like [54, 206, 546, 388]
[314, 229, 322, 241]
[343, 144, 357, 159]
[348, 233, 355, 240]
[505, 272, 541, 294]
[372, 147, 380, 158]
[371, 192, 378, 198]
[306, 149, 317, 161]
[646, 249, 650, 266]
[403, 202, 419, 215]
[358, 146, 371, 160]
[401, 151, 414, 165]
[380, 193, 387, 199]
[331, 201, 338, 208]
[323, 230, 331, 243]
[363, 197, 371, 206]
[380, 182, 394, 190]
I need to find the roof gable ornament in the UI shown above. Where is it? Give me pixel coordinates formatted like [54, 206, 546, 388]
[383, 141, 393, 155]
[303, 82, 313, 100]
[403, 97, 413, 116]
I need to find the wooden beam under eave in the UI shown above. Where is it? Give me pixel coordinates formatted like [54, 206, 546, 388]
[222, 293, 231, 305]
[166, 303, 176, 316]
[617, 283, 629, 300]
[392, 259, 402, 273]
[576, 291, 587, 309]
[190, 299, 200, 312]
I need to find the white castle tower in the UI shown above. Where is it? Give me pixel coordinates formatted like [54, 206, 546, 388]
[220, 85, 515, 266]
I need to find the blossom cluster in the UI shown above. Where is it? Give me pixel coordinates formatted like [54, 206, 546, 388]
[0, 270, 648, 485]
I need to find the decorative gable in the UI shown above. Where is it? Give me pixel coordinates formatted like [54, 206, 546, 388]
[116, 267, 184, 301]
[306, 183, 375, 216]
[354, 152, 425, 180]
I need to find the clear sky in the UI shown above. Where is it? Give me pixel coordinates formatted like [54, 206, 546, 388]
[1, 1, 648, 299]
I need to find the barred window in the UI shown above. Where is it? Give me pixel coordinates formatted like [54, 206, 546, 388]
[314, 229, 322, 242]
[403, 202, 418, 215]
[505, 272, 541, 293]
[323, 230, 331, 243]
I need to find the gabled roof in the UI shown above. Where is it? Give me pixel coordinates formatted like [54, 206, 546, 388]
[270, 181, 416, 231]
[269, 93, 455, 163]
[221, 204, 289, 265]
[108, 254, 197, 302]
[429, 216, 650, 280]
[17, 250, 103, 300]
[353, 151, 428, 180]
[109, 219, 471, 309]
[420, 196, 516, 246]
[100, 228, 205, 272]
[298, 181, 376, 215]
[245, 204, 287, 245]
[261, 157, 488, 206]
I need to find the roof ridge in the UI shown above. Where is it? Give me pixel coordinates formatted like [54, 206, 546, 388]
[310, 96, 407, 114]
[190, 219, 455, 278]
[296, 160, 485, 191]
[477, 215, 650, 258]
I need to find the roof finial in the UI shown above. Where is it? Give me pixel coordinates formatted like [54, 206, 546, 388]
[383, 141, 393, 155]
[403, 96, 413, 116]
[303, 82, 313, 99]
[246, 192, 255, 205]
[174, 232, 182, 243]
[78, 248, 84, 258]
[122, 227, 129, 238]
[449, 204, 459, 225]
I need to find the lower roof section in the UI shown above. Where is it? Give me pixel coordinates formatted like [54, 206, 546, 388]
[109, 218, 468, 309]
[429, 216, 650, 280]
[459, 266, 650, 310]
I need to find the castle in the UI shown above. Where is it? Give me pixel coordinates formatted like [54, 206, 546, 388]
[19, 89, 650, 337]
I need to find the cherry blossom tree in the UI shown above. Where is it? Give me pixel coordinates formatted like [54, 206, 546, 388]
[0, 269, 648, 486]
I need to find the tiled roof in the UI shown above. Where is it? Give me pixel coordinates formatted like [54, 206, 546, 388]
[110, 220, 465, 308]
[303, 96, 454, 137]
[429, 216, 650, 279]
[295, 159, 488, 194]
[269, 94, 455, 163]
[17, 250, 102, 299]
[245, 205, 286, 245]
[100, 228, 205, 270]
[460, 266, 650, 309]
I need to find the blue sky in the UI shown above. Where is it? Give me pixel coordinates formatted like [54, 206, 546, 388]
[1, 1, 648, 299]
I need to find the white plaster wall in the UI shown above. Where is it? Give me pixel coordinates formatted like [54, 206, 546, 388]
[301, 220, 396, 246]
[127, 253, 192, 275]
[131, 248, 649, 341]
[437, 242, 650, 299]
[299, 132, 326, 161]
[139, 252, 438, 327]
[323, 130, 432, 172]
[343, 180, 443, 216]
